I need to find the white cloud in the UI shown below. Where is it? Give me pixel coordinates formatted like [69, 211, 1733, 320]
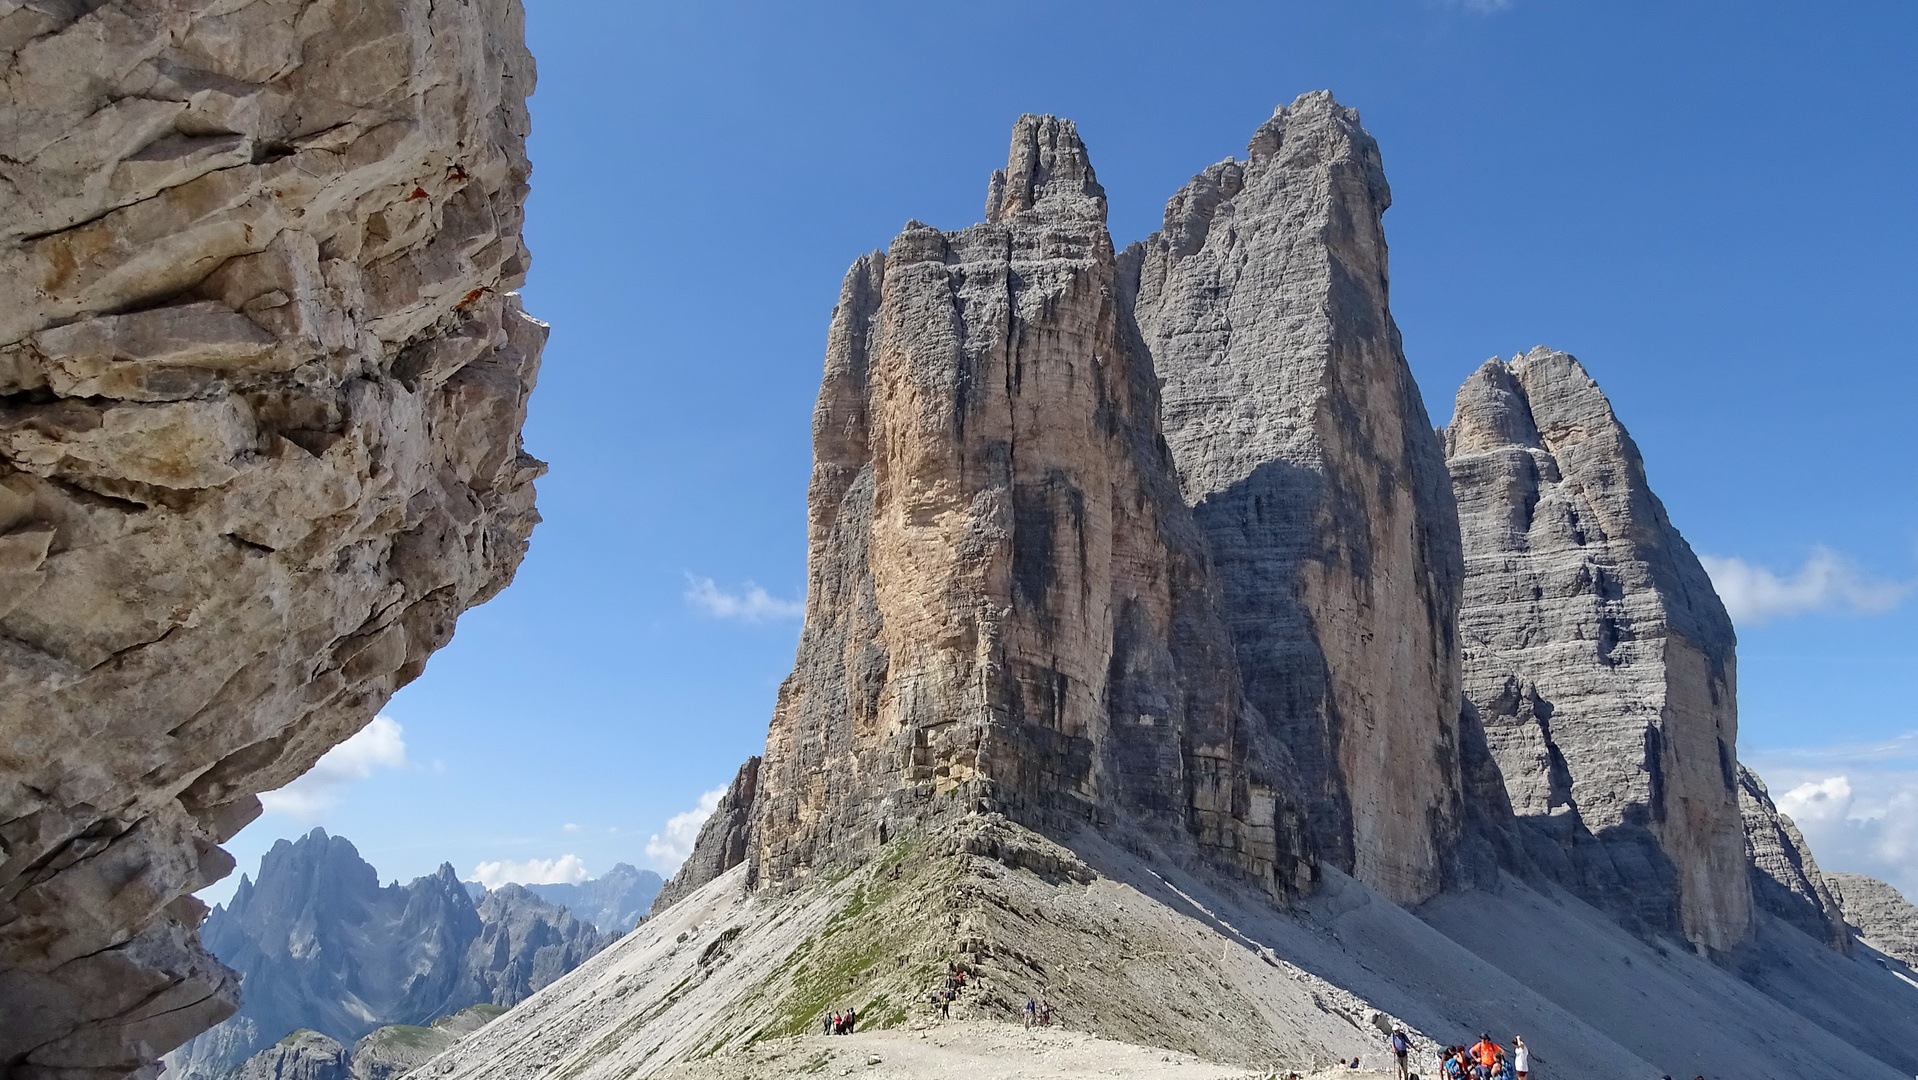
[1748, 737, 1918, 900]
[259, 716, 409, 820]
[683, 574, 804, 622]
[645, 787, 728, 872]
[471, 854, 590, 890]
[1699, 547, 1910, 625]
[563, 822, 582, 833]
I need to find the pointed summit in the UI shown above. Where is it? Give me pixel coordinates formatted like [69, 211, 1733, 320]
[985, 114, 1107, 223]
[1122, 91, 1462, 906]
[1445, 346, 1750, 953]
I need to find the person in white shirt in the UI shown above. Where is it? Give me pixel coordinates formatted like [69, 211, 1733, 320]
[1511, 1035, 1530, 1079]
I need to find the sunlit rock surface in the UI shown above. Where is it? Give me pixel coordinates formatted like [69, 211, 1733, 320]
[1445, 348, 1750, 952]
[0, 2, 544, 1075]
[1121, 92, 1466, 906]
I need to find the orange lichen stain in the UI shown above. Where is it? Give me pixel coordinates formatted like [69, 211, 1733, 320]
[405, 186, 430, 201]
[454, 287, 491, 310]
[446, 164, 469, 182]
[37, 226, 113, 295]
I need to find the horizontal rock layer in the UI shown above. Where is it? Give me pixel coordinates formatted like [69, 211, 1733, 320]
[1830, 872, 1918, 969]
[1121, 92, 1466, 905]
[0, 1, 544, 1076]
[1446, 348, 1749, 953]
[704, 115, 1312, 905]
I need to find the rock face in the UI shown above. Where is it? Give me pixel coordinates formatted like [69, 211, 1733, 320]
[347, 1004, 504, 1080]
[652, 758, 759, 913]
[1119, 92, 1465, 906]
[1445, 348, 1750, 952]
[724, 115, 1311, 903]
[163, 831, 609, 1080]
[1830, 873, 1918, 969]
[524, 864, 664, 935]
[0, 1, 543, 1075]
[230, 1031, 350, 1080]
[1738, 766, 1850, 951]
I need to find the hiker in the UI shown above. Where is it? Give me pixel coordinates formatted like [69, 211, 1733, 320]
[1441, 1047, 1466, 1080]
[1389, 1028, 1411, 1080]
[1510, 1036, 1528, 1080]
[1468, 1034, 1503, 1080]
[1024, 999, 1036, 1027]
[822, 1012, 833, 1036]
[845, 1005, 857, 1033]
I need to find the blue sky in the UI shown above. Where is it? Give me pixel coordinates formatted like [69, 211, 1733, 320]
[208, 0, 1918, 902]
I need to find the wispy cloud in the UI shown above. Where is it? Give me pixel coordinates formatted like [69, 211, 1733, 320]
[1439, 0, 1514, 12]
[1699, 547, 1910, 625]
[260, 716, 409, 820]
[645, 786, 728, 872]
[1747, 737, 1918, 900]
[470, 854, 590, 890]
[683, 574, 803, 622]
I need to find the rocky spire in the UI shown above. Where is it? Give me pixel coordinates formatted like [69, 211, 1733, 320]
[1120, 91, 1465, 905]
[669, 115, 1312, 906]
[1445, 347, 1752, 953]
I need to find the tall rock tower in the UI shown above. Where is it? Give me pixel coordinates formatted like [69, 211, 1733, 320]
[1445, 348, 1751, 952]
[1121, 93, 1465, 905]
[745, 117, 1313, 898]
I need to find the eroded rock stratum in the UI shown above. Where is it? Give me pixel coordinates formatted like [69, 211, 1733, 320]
[0, 1, 543, 1075]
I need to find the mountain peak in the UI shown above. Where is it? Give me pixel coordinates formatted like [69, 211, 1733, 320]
[984, 114, 1106, 224]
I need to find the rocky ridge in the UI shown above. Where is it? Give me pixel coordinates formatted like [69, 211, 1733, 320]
[1830, 872, 1918, 969]
[523, 863, 664, 935]
[163, 831, 607, 1080]
[1737, 766, 1850, 951]
[0, 1, 543, 1076]
[229, 1031, 350, 1080]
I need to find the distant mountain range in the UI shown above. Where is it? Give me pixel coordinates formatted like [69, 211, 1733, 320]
[520, 864, 663, 934]
[163, 830, 636, 1080]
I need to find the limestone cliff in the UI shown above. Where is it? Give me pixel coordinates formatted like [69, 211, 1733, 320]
[1830, 872, 1918, 969]
[0, 2, 544, 1075]
[1445, 348, 1750, 952]
[705, 116, 1312, 904]
[1120, 92, 1465, 905]
[1737, 766, 1850, 951]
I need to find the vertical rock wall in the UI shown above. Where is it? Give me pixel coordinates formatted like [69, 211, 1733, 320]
[1445, 348, 1750, 952]
[0, 1, 544, 1075]
[742, 117, 1312, 900]
[1121, 92, 1465, 905]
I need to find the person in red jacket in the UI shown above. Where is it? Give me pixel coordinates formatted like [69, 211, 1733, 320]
[1468, 1034, 1504, 1080]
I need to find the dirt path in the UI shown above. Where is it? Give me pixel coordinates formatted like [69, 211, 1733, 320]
[651, 1020, 1295, 1080]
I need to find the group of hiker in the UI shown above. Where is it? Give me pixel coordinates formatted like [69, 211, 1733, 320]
[913, 964, 977, 1022]
[1021, 998, 1057, 1027]
[821, 1006, 857, 1035]
[1384, 1029, 1529, 1080]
